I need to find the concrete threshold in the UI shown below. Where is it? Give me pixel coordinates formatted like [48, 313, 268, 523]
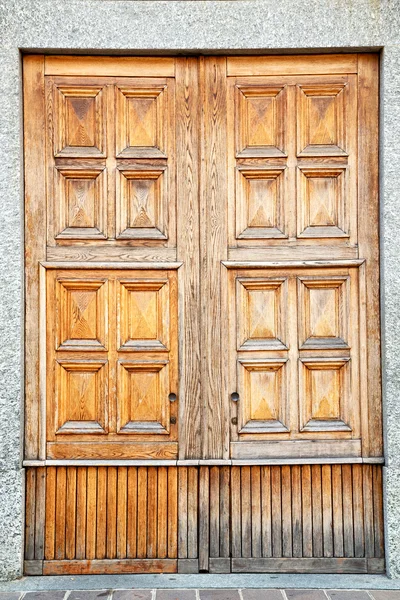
[1, 574, 400, 592]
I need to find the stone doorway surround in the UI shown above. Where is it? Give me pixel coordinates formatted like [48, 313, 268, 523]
[1, 0, 400, 582]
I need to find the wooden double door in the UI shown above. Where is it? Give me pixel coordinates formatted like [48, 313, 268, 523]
[23, 53, 384, 575]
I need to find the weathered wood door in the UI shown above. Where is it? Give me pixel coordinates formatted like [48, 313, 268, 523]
[24, 54, 384, 576]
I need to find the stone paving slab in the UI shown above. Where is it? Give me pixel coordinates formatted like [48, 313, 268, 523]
[285, 591, 327, 599]
[241, 591, 284, 600]
[2, 590, 400, 599]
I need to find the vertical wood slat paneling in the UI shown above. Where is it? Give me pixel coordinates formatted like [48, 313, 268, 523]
[40, 466, 178, 563]
[27, 464, 384, 574]
[229, 465, 384, 566]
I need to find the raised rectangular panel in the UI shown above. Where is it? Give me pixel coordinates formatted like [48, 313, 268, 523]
[235, 85, 287, 157]
[117, 167, 167, 239]
[118, 278, 169, 351]
[116, 85, 168, 158]
[236, 168, 287, 239]
[53, 85, 105, 157]
[54, 167, 107, 240]
[117, 360, 170, 434]
[56, 278, 108, 351]
[299, 357, 351, 432]
[297, 167, 349, 238]
[298, 276, 349, 349]
[237, 277, 287, 350]
[238, 358, 289, 433]
[55, 359, 108, 434]
[297, 84, 347, 156]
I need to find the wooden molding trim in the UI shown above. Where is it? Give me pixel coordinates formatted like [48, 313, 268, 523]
[44, 56, 175, 77]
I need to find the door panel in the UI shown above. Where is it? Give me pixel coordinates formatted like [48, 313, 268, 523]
[46, 75, 176, 254]
[45, 267, 179, 458]
[228, 265, 364, 453]
[227, 74, 357, 253]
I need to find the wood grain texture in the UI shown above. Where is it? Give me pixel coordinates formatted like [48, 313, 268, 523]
[200, 57, 229, 459]
[227, 54, 358, 76]
[37, 466, 178, 567]
[45, 56, 175, 77]
[176, 58, 201, 459]
[26, 463, 384, 574]
[24, 53, 383, 577]
[24, 55, 46, 460]
[44, 267, 178, 459]
[357, 54, 382, 457]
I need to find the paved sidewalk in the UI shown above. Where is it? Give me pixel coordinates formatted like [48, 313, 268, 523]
[1, 590, 400, 599]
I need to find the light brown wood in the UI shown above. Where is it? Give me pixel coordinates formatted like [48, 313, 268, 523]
[24, 55, 46, 460]
[43, 559, 177, 575]
[227, 54, 358, 76]
[45, 56, 175, 77]
[176, 58, 202, 459]
[200, 57, 229, 459]
[357, 54, 382, 457]
[24, 53, 382, 576]
[30, 463, 385, 574]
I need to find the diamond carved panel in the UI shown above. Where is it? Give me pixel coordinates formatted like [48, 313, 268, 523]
[56, 278, 108, 351]
[298, 276, 349, 349]
[297, 167, 348, 238]
[238, 358, 289, 434]
[116, 85, 168, 158]
[117, 168, 167, 239]
[237, 277, 287, 350]
[55, 359, 108, 435]
[297, 84, 347, 156]
[118, 278, 169, 351]
[55, 167, 107, 240]
[54, 85, 105, 157]
[117, 360, 169, 434]
[236, 168, 287, 239]
[236, 85, 287, 157]
[299, 357, 351, 432]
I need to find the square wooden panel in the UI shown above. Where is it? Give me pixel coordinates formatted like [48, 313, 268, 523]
[297, 84, 347, 156]
[116, 85, 168, 158]
[236, 168, 287, 239]
[54, 167, 107, 240]
[297, 167, 349, 238]
[299, 357, 352, 433]
[298, 276, 349, 349]
[53, 85, 105, 157]
[117, 278, 170, 351]
[238, 358, 289, 433]
[236, 277, 287, 350]
[116, 168, 167, 239]
[56, 278, 108, 351]
[117, 360, 170, 434]
[235, 85, 287, 157]
[55, 359, 108, 435]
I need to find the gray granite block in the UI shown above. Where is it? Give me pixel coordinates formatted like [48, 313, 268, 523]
[68, 593, 110, 600]
[370, 592, 400, 599]
[23, 594, 67, 600]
